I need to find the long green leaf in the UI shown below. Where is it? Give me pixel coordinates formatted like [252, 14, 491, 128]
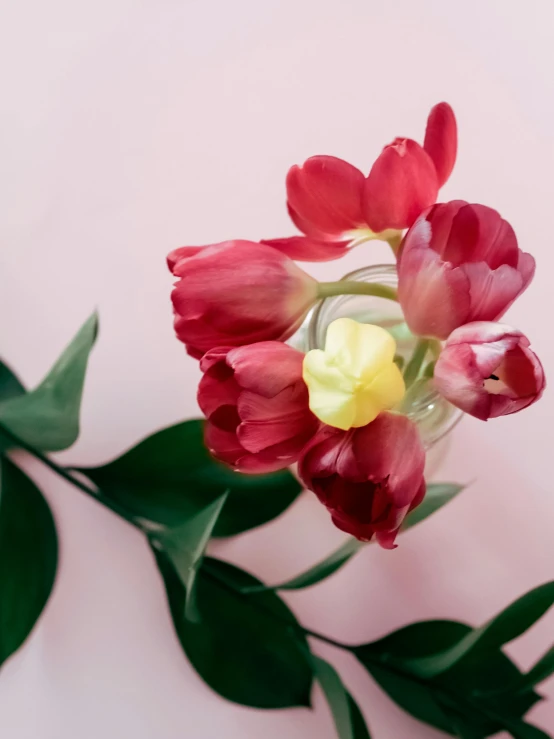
[313, 656, 354, 739]
[313, 656, 372, 738]
[504, 719, 553, 739]
[79, 420, 301, 537]
[516, 645, 554, 693]
[0, 360, 25, 453]
[0, 314, 98, 451]
[403, 483, 464, 530]
[348, 694, 372, 739]
[243, 482, 463, 594]
[403, 582, 554, 679]
[243, 538, 364, 593]
[154, 492, 228, 623]
[0, 457, 58, 666]
[154, 554, 313, 709]
[357, 620, 541, 736]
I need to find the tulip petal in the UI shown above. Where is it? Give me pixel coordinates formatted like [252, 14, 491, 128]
[286, 156, 366, 236]
[261, 236, 351, 262]
[166, 245, 204, 274]
[462, 262, 527, 323]
[423, 102, 457, 188]
[228, 342, 305, 398]
[197, 368, 241, 419]
[363, 139, 438, 232]
[398, 243, 471, 339]
[434, 343, 491, 420]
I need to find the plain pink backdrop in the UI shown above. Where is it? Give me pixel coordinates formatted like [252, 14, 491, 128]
[0, 1, 553, 736]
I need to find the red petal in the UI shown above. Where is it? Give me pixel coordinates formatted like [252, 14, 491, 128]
[286, 156, 366, 236]
[423, 102, 457, 188]
[227, 342, 304, 397]
[363, 139, 439, 232]
[166, 246, 204, 274]
[261, 236, 351, 262]
[398, 239, 471, 339]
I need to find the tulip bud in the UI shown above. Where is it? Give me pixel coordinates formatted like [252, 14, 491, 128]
[398, 201, 535, 339]
[198, 342, 319, 473]
[169, 240, 318, 358]
[434, 322, 545, 420]
[298, 413, 426, 548]
[262, 103, 457, 262]
[302, 318, 405, 431]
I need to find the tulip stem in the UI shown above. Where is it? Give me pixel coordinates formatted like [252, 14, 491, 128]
[318, 281, 398, 302]
[0, 423, 148, 529]
[403, 339, 430, 388]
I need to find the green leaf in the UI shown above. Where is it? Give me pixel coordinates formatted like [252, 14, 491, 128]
[0, 314, 98, 451]
[363, 662, 454, 734]
[504, 719, 553, 739]
[154, 492, 228, 623]
[516, 645, 554, 693]
[313, 656, 372, 739]
[483, 644, 554, 697]
[313, 656, 354, 739]
[403, 483, 464, 531]
[348, 694, 372, 739]
[403, 582, 554, 678]
[79, 420, 301, 537]
[0, 457, 58, 666]
[244, 482, 464, 594]
[243, 537, 364, 593]
[0, 360, 25, 453]
[154, 554, 313, 709]
[356, 620, 541, 736]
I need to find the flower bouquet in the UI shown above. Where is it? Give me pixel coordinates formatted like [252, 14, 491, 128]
[0, 103, 552, 738]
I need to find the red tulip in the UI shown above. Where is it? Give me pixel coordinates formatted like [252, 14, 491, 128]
[434, 322, 545, 420]
[398, 201, 535, 339]
[262, 102, 457, 261]
[298, 413, 426, 548]
[169, 240, 318, 358]
[198, 342, 319, 473]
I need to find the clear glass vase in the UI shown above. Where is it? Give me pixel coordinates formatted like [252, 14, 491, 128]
[290, 265, 463, 464]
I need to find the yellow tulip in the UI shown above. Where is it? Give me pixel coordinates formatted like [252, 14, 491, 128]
[303, 318, 405, 430]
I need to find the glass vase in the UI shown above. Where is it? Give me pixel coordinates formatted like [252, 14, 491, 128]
[290, 264, 463, 470]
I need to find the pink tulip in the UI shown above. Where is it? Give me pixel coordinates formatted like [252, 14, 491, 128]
[169, 240, 318, 358]
[434, 322, 545, 420]
[298, 413, 426, 548]
[262, 102, 457, 261]
[198, 342, 319, 473]
[398, 201, 536, 339]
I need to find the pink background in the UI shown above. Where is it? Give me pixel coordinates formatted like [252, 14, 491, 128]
[0, 0, 553, 736]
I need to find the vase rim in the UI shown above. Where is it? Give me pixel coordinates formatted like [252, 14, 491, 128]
[306, 262, 463, 448]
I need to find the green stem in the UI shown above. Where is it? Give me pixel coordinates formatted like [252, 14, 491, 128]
[318, 281, 398, 302]
[403, 339, 430, 388]
[0, 422, 532, 737]
[386, 231, 403, 257]
[0, 422, 146, 529]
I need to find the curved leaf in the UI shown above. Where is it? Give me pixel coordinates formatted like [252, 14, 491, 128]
[0, 360, 25, 453]
[0, 314, 98, 451]
[79, 420, 301, 537]
[403, 483, 464, 531]
[403, 582, 554, 679]
[0, 457, 58, 665]
[313, 655, 372, 739]
[154, 492, 228, 623]
[363, 662, 454, 734]
[243, 538, 364, 593]
[154, 554, 313, 709]
[356, 620, 541, 736]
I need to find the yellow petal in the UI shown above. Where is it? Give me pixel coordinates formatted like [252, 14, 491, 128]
[324, 318, 397, 381]
[302, 318, 406, 431]
[352, 364, 406, 427]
